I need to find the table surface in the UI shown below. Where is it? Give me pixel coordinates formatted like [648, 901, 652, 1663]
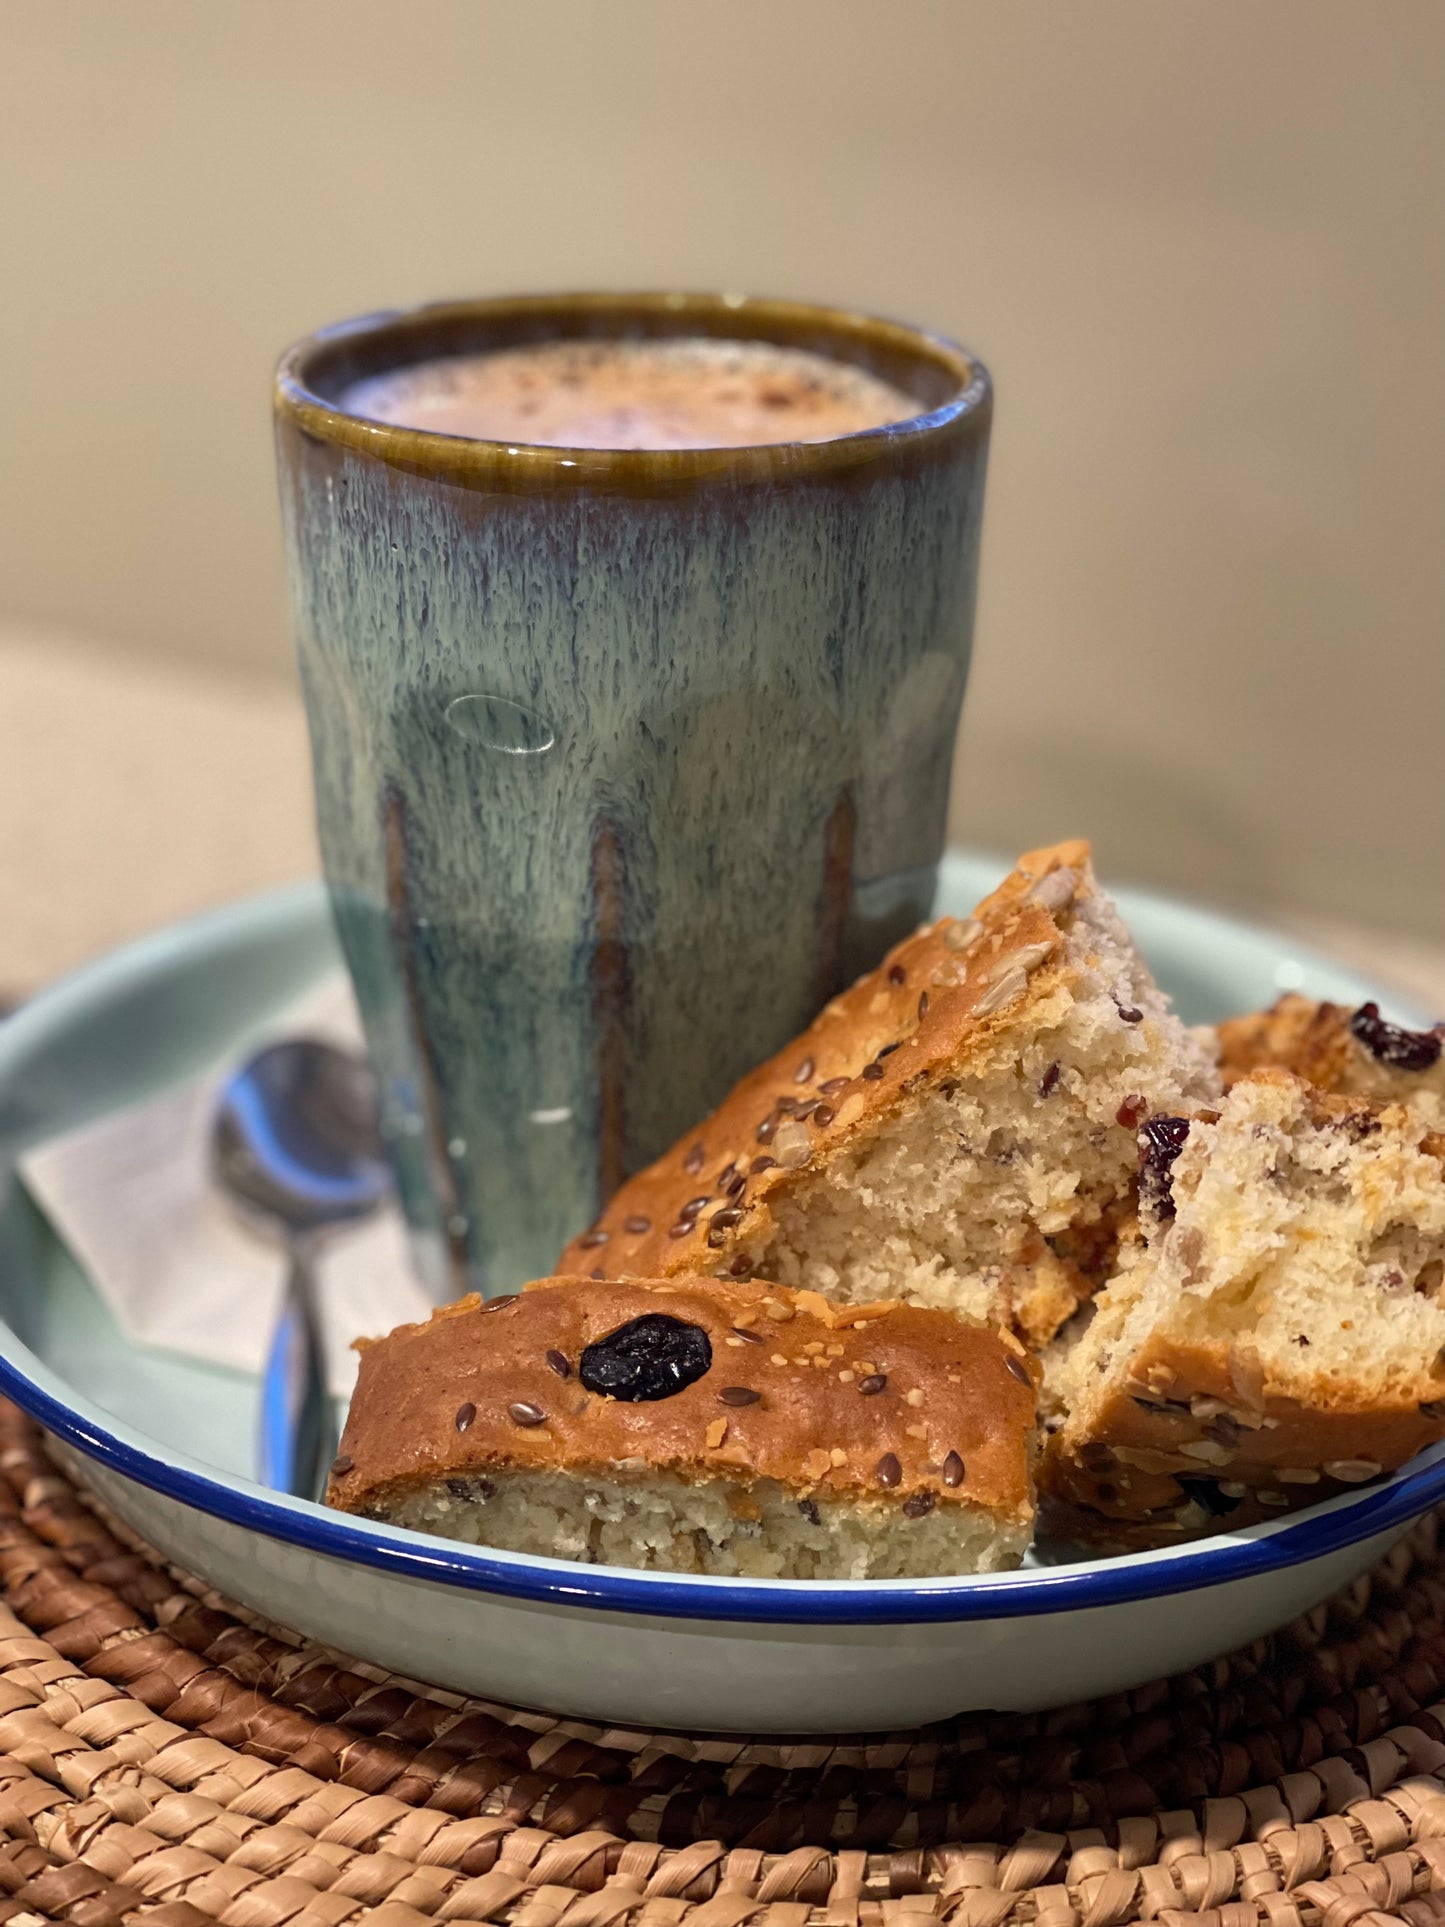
[4, 619, 1445, 1013]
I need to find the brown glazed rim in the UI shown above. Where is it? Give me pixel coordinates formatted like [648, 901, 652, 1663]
[273, 291, 990, 494]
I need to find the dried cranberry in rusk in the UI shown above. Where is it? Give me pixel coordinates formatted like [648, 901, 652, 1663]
[1349, 1002, 1443, 1073]
[579, 1313, 713, 1401]
[1137, 1114, 1191, 1220]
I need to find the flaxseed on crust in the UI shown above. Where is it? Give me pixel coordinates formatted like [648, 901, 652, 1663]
[1040, 1070, 1445, 1548]
[560, 840, 1220, 1348]
[326, 1275, 1039, 1578]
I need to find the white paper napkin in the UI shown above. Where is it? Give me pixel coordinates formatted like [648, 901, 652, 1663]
[19, 973, 432, 1398]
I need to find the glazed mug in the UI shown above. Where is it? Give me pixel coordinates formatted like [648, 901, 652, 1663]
[274, 294, 991, 1299]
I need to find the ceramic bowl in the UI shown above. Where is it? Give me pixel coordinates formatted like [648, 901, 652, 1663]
[0, 854, 1439, 1734]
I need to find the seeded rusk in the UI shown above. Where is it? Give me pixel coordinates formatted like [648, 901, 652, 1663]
[1217, 993, 1445, 1126]
[559, 840, 1220, 1347]
[325, 1276, 1039, 1579]
[1039, 1070, 1445, 1550]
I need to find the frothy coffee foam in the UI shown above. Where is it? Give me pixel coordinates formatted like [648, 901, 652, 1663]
[340, 338, 921, 450]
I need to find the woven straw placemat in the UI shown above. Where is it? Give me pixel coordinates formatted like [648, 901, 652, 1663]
[2, 1404, 1445, 1927]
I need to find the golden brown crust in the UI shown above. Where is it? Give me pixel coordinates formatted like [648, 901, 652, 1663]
[558, 841, 1093, 1293]
[327, 1275, 1039, 1525]
[1038, 1331, 1445, 1549]
[1217, 994, 1445, 1106]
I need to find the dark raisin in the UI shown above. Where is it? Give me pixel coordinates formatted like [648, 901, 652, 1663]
[1138, 1114, 1192, 1220]
[1116, 1095, 1147, 1129]
[545, 1350, 571, 1379]
[1349, 1002, 1443, 1073]
[579, 1313, 713, 1402]
[902, 1490, 936, 1518]
[1175, 1475, 1242, 1516]
[1039, 1061, 1061, 1097]
[798, 1498, 821, 1525]
[875, 1452, 902, 1487]
[1116, 1003, 1144, 1024]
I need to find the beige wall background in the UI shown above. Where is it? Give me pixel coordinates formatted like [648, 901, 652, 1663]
[3, 0, 1443, 978]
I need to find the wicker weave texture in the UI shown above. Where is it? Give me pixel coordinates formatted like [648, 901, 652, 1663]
[2, 1405, 1445, 1926]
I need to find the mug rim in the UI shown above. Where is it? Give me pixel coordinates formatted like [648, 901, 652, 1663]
[273, 291, 991, 490]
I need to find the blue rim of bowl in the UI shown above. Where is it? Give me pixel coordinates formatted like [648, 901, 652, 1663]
[1, 880, 1441, 1627]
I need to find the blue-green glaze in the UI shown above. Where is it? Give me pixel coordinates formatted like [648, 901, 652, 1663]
[275, 295, 991, 1297]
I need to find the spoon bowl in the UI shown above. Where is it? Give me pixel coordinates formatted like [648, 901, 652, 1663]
[211, 1039, 390, 1496]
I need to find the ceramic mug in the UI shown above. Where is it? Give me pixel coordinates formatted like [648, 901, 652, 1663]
[274, 294, 991, 1299]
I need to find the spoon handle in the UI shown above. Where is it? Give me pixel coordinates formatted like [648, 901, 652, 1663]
[259, 1244, 333, 1498]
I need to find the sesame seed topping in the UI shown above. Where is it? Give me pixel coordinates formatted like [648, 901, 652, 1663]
[1004, 1353, 1032, 1388]
[683, 1142, 705, 1175]
[711, 1206, 744, 1231]
[728, 1254, 752, 1276]
[859, 1374, 888, 1396]
[902, 1490, 936, 1518]
[794, 1056, 815, 1083]
[545, 1350, 571, 1379]
[861, 1062, 884, 1080]
[455, 1402, 477, 1433]
[773, 1094, 798, 1115]
[877, 1042, 901, 1058]
[813, 1105, 836, 1128]
[755, 1117, 777, 1144]
[680, 1195, 710, 1219]
[875, 1452, 902, 1487]
[905, 1387, 925, 1408]
[819, 1076, 851, 1097]
[589, 1267, 605, 1280]
[479, 1296, 518, 1315]
[330, 1454, 354, 1477]
[732, 1325, 766, 1344]
[623, 1214, 652, 1234]
[1116, 1004, 1144, 1024]
[917, 992, 930, 1020]
[578, 1229, 609, 1248]
[942, 1451, 965, 1488]
[888, 964, 907, 985]
[749, 1155, 776, 1174]
[666, 1221, 694, 1240]
[719, 1386, 761, 1407]
[722, 1171, 746, 1198]
[508, 1401, 546, 1427]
